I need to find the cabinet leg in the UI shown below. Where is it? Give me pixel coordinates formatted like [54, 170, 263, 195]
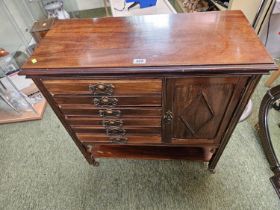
[208, 168, 216, 174]
[208, 162, 216, 173]
[270, 173, 280, 198]
[208, 156, 219, 173]
[92, 160, 100, 167]
[91, 154, 100, 167]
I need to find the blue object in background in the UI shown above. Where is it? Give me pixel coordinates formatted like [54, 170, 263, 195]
[125, 0, 157, 9]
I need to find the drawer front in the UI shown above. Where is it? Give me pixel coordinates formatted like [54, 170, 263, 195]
[54, 95, 161, 107]
[60, 106, 162, 117]
[77, 133, 161, 144]
[43, 79, 163, 145]
[43, 79, 162, 95]
[71, 126, 160, 134]
[66, 116, 161, 127]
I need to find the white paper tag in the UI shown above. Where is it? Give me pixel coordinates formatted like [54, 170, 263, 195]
[133, 59, 146, 64]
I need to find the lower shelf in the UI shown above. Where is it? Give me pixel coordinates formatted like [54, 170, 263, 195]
[92, 145, 214, 161]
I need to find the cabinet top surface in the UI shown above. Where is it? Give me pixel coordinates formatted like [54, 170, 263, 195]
[22, 11, 276, 74]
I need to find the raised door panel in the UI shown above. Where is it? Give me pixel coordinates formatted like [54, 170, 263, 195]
[165, 77, 248, 143]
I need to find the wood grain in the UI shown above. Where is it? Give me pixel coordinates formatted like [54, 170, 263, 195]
[166, 77, 247, 143]
[208, 75, 262, 171]
[60, 106, 162, 117]
[71, 125, 161, 134]
[43, 79, 162, 95]
[91, 145, 214, 161]
[78, 134, 161, 144]
[22, 11, 275, 74]
[66, 116, 161, 127]
[19, 12, 277, 170]
[53, 95, 161, 107]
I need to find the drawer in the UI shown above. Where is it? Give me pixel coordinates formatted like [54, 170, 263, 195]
[66, 116, 161, 127]
[43, 79, 162, 95]
[60, 105, 162, 117]
[71, 125, 160, 134]
[54, 95, 161, 107]
[77, 133, 161, 144]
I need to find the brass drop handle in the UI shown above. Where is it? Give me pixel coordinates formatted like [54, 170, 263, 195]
[89, 83, 115, 96]
[109, 137, 127, 144]
[103, 119, 123, 127]
[99, 109, 121, 118]
[107, 127, 126, 136]
[93, 96, 118, 107]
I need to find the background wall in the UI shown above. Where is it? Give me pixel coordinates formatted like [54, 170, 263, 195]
[0, 0, 103, 53]
[230, 0, 263, 24]
[0, 0, 35, 52]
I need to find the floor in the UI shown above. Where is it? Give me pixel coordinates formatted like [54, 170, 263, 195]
[1, 5, 280, 210]
[0, 73, 280, 210]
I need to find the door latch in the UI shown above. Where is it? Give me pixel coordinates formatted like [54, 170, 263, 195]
[163, 110, 173, 124]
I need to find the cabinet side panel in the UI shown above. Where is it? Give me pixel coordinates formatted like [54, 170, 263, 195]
[32, 78, 94, 165]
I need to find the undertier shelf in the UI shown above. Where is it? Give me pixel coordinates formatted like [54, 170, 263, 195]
[92, 145, 213, 161]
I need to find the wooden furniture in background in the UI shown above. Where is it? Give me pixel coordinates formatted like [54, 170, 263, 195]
[258, 85, 280, 198]
[21, 11, 277, 172]
[265, 67, 280, 87]
[30, 18, 55, 43]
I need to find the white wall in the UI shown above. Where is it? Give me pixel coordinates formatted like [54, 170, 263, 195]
[0, 8, 24, 52]
[230, 0, 263, 24]
[0, 0, 107, 53]
[0, 0, 34, 52]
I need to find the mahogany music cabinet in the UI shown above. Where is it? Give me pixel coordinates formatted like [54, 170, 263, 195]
[21, 11, 277, 172]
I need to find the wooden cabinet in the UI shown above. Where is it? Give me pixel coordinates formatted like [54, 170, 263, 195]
[165, 77, 247, 143]
[21, 11, 277, 171]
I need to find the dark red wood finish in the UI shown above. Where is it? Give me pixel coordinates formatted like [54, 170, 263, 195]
[21, 11, 277, 171]
[22, 11, 274, 72]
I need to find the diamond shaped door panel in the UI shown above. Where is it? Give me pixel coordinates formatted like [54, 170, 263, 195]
[179, 91, 215, 136]
[165, 77, 248, 143]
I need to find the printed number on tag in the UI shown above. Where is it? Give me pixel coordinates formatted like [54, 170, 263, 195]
[133, 59, 146, 64]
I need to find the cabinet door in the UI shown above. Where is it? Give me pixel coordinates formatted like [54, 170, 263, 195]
[164, 77, 248, 144]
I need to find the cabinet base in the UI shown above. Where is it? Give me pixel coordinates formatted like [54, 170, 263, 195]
[91, 145, 213, 161]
